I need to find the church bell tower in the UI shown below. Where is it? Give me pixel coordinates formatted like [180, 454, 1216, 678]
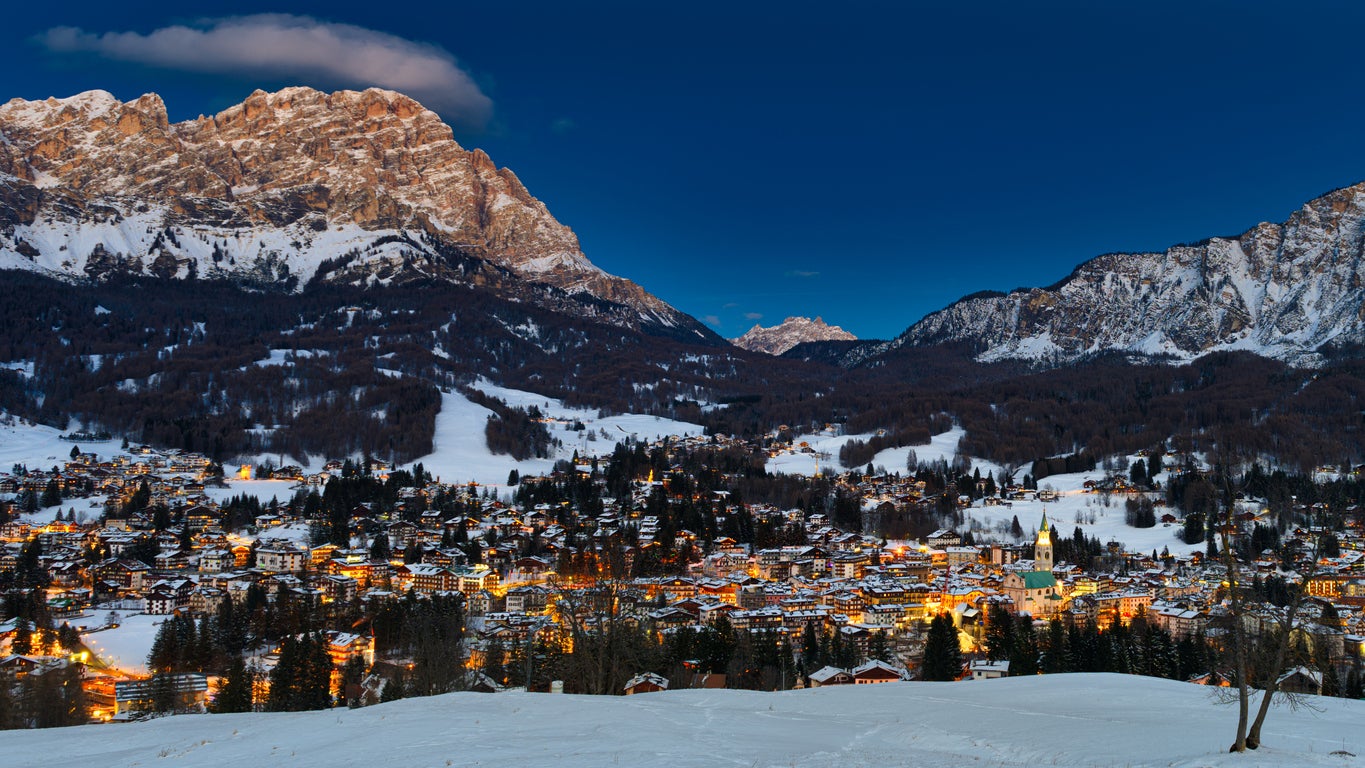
[1034, 510, 1053, 573]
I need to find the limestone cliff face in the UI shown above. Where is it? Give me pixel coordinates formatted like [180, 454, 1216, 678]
[0, 87, 705, 338]
[732, 316, 856, 355]
[887, 182, 1365, 366]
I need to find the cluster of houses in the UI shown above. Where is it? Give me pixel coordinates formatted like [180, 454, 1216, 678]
[3, 436, 1365, 711]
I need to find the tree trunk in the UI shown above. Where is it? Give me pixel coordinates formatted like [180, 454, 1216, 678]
[1221, 500, 1248, 753]
[1246, 583, 1311, 749]
[1247, 505, 1326, 750]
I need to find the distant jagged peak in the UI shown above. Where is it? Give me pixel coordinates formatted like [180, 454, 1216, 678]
[732, 315, 856, 355]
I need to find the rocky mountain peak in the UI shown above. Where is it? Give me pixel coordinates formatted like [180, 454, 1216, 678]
[732, 316, 856, 355]
[0, 87, 708, 339]
[891, 180, 1365, 366]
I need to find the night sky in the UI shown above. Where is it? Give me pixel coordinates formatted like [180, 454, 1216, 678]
[5, 1, 1365, 340]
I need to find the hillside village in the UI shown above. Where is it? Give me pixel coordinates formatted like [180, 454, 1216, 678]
[2, 428, 1364, 721]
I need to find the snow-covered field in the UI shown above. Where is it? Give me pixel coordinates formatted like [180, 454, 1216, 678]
[766, 429, 874, 476]
[1, 674, 1357, 767]
[957, 464, 1204, 556]
[870, 425, 972, 472]
[768, 426, 980, 477]
[80, 611, 164, 676]
[0, 375, 706, 498]
[771, 424, 1199, 555]
[0, 416, 120, 473]
[413, 381, 704, 487]
[202, 479, 303, 505]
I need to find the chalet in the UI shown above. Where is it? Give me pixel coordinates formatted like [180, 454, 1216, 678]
[399, 563, 454, 595]
[970, 660, 1011, 680]
[1092, 589, 1153, 627]
[387, 521, 419, 550]
[183, 506, 218, 532]
[646, 606, 693, 631]
[623, 672, 669, 695]
[454, 565, 498, 595]
[323, 574, 359, 603]
[1277, 666, 1323, 695]
[231, 544, 253, 567]
[198, 549, 234, 573]
[808, 665, 853, 687]
[146, 578, 195, 615]
[926, 529, 961, 549]
[730, 607, 783, 632]
[188, 586, 226, 615]
[466, 590, 494, 616]
[256, 543, 306, 574]
[851, 659, 905, 684]
[0, 654, 43, 679]
[94, 559, 150, 591]
[505, 585, 549, 614]
[1152, 604, 1206, 639]
[422, 548, 469, 569]
[659, 577, 698, 600]
[48, 561, 86, 587]
[325, 631, 375, 666]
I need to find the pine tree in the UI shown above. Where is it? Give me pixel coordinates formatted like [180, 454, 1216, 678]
[369, 533, 391, 561]
[148, 671, 179, 714]
[23, 662, 87, 727]
[0, 671, 14, 728]
[340, 655, 367, 708]
[39, 479, 61, 508]
[211, 656, 255, 713]
[1009, 615, 1039, 676]
[984, 605, 1015, 661]
[867, 631, 890, 663]
[801, 622, 821, 671]
[381, 671, 406, 702]
[1345, 666, 1364, 699]
[920, 614, 963, 681]
[12, 620, 32, 655]
[482, 638, 506, 685]
[1040, 617, 1069, 673]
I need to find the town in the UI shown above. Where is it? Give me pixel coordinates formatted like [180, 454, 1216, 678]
[1, 424, 1362, 724]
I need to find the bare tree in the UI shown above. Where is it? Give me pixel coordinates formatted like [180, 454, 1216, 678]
[1220, 481, 1332, 752]
[1217, 487, 1250, 753]
[549, 577, 654, 695]
[1242, 531, 1330, 749]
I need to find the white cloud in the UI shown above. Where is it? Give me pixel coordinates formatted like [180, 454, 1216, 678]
[40, 15, 492, 128]
[702, 314, 722, 327]
[744, 312, 763, 321]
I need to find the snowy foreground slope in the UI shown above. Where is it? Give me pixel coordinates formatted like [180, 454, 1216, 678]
[6, 675, 1361, 768]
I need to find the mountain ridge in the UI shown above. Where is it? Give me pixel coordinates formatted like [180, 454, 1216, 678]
[882, 180, 1365, 367]
[0, 87, 716, 342]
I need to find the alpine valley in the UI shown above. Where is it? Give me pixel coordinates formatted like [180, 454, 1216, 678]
[5, 81, 1365, 762]
[3, 87, 1365, 471]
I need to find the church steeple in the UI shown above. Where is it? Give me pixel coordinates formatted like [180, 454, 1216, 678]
[1034, 509, 1053, 573]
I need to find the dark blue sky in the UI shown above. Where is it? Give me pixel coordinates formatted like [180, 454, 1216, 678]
[6, 2, 1365, 339]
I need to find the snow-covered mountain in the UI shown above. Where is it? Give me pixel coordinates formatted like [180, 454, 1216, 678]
[892, 181, 1365, 365]
[0, 674, 1357, 767]
[732, 316, 856, 355]
[0, 88, 711, 340]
